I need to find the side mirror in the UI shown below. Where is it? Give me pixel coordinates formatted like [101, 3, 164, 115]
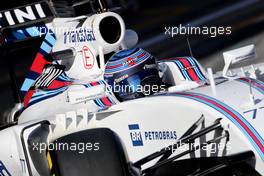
[222, 44, 256, 77]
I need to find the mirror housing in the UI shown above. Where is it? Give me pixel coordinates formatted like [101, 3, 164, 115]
[222, 44, 256, 77]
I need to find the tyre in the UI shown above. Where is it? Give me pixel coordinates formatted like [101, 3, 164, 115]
[49, 128, 129, 176]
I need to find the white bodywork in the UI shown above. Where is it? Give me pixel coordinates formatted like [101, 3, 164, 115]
[0, 11, 264, 176]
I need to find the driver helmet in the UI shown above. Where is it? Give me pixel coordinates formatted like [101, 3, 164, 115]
[104, 48, 162, 101]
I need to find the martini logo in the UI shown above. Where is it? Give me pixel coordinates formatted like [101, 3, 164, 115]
[128, 124, 178, 147]
[128, 124, 143, 147]
[0, 2, 54, 29]
[82, 46, 95, 69]
[0, 161, 11, 176]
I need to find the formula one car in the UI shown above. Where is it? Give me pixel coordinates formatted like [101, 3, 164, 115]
[0, 1, 263, 176]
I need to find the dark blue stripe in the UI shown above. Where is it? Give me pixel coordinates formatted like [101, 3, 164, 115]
[128, 124, 140, 130]
[22, 29, 31, 37]
[26, 71, 41, 80]
[39, 48, 49, 56]
[44, 39, 54, 48]
[93, 100, 101, 107]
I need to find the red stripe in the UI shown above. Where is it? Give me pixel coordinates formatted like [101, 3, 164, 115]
[239, 78, 264, 90]
[178, 92, 264, 153]
[137, 53, 145, 58]
[24, 90, 35, 108]
[90, 82, 99, 86]
[101, 97, 112, 107]
[30, 53, 51, 73]
[106, 64, 123, 69]
[178, 58, 199, 81]
[48, 80, 72, 89]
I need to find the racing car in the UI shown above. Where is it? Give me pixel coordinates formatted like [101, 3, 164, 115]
[0, 1, 263, 176]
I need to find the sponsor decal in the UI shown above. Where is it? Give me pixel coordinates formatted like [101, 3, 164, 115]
[144, 131, 177, 141]
[33, 65, 64, 89]
[64, 27, 95, 44]
[124, 58, 136, 66]
[114, 74, 128, 83]
[143, 64, 156, 70]
[82, 46, 95, 69]
[128, 124, 177, 147]
[0, 2, 54, 29]
[0, 160, 11, 176]
[129, 124, 143, 147]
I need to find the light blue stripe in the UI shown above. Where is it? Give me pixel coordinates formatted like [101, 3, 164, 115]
[179, 94, 264, 160]
[95, 99, 105, 108]
[105, 52, 149, 73]
[58, 74, 71, 81]
[175, 60, 192, 80]
[21, 79, 35, 91]
[33, 87, 67, 98]
[192, 92, 264, 144]
[45, 34, 56, 45]
[29, 91, 63, 105]
[26, 27, 39, 37]
[32, 87, 67, 97]
[30, 87, 67, 102]
[187, 57, 206, 80]
[172, 61, 187, 79]
[84, 83, 92, 88]
[105, 55, 147, 73]
[186, 57, 202, 79]
[255, 79, 264, 87]
[107, 50, 145, 66]
[40, 42, 52, 53]
[99, 80, 105, 85]
[200, 92, 264, 145]
[59, 73, 72, 81]
[176, 92, 264, 160]
[237, 79, 264, 94]
[136, 52, 150, 64]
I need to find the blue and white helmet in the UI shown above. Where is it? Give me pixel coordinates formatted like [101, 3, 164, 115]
[104, 48, 162, 101]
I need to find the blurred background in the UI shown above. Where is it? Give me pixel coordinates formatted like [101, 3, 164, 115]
[0, 0, 264, 122]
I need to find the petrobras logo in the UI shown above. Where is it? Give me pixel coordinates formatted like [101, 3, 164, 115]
[128, 124, 177, 147]
[128, 124, 144, 147]
[145, 131, 177, 141]
[63, 27, 96, 44]
[0, 160, 11, 176]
